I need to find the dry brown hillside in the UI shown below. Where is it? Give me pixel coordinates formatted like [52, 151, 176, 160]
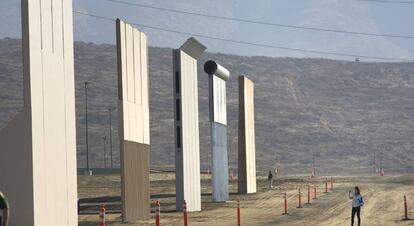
[1, 38, 414, 174]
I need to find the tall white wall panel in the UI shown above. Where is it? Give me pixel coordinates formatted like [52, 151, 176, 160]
[204, 61, 231, 202]
[117, 19, 150, 145]
[204, 60, 230, 125]
[174, 38, 206, 212]
[238, 76, 257, 194]
[116, 19, 151, 221]
[0, 0, 77, 225]
[212, 76, 227, 125]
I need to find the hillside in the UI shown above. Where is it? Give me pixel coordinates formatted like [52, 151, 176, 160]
[1, 38, 414, 174]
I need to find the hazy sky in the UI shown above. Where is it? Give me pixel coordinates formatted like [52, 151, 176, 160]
[0, 0, 413, 61]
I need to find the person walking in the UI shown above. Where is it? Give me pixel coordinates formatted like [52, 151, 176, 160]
[267, 171, 274, 190]
[0, 191, 10, 226]
[349, 187, 364, 226]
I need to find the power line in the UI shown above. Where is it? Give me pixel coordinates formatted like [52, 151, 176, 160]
[358, 0, 414, 4]
[100, 0, 414, 40]
[73, 10, 414, 62]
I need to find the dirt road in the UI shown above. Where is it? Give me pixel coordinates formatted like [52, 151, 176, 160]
[78, 174, 414, 225]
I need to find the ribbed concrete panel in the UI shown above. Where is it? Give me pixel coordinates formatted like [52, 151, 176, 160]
[0, 0, 77, 225]
[121, 141, 150, 221]
[117, 19, 149, 145]
[238, 76, 257, 194]
[174, 38, 206, 212]
[116, 19, 150, 222]
[211, 122, 229, 202]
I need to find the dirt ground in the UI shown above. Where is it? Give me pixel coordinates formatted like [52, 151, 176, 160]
[78, 173, 414, 225]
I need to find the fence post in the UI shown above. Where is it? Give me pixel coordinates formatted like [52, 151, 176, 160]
[155, 201, 161, 226]
[99, 205, 106, 226]
[313, 185, 317, 199]
[324, 178, 328, 193]
[307, 185, 311, 204]
[282, 193, 288, 215]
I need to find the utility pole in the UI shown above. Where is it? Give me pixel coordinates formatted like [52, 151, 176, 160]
[84, 81, 91, 175]
[108, 107, 114, 168]
[103, 136, 107, 168]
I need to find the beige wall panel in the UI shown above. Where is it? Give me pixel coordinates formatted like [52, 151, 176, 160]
[116, 19, 151, 222]
[212, 76, 227, 125]
[52, 0, 64, 52]
[174, 38, 206, 212]
[140, 33, 149, 107]
[40, 0, 52, 51]
[133, 31, 142, 105]
[143, 107, 150, 144]
[117, 100, 125, 141]
[121, 141, 150, 221]
[125, 24, 134, 102]
[121, 100, 130, 141]
[182, 52, 201, 211]
[62, 0, 78, 224]
[135, 104, 144, 143]
[238, 76, 257, 194]
[128, 101, 137, 142]
[117, 20, 127, 100]
[244, 80, 256, 193]
[0, 0, 78, 225]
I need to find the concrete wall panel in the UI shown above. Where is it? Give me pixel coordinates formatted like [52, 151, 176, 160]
[143, 107, 150, 144]
[121, 141, 150, 220]
[133, 31, 142, 105]
[211, 122, 229, 202]
[212, 76, 227, 125]
[174, 38, 206, 212]
[204, 61, 230, 202]
[116, 19, 151, 222]
[0, 0, 78, 225]
[238, 76, 257, 194]
[140, 33, 149, 108]
[125, 24, 135, 102]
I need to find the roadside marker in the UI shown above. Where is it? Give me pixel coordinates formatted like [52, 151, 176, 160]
[297, 188, 303, 208]
[282, 193, 288, 215]
[313, 185, 317, 199]
[183, 200, 188, 226]
[306, 185, 311, 204]
[155, 201, 161, 226]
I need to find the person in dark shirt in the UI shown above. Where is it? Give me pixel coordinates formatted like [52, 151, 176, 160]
[0, 191, 9, 226]
[267, 171, 274, 189]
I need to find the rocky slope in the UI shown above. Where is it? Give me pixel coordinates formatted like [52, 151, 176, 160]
[1, 38, 414, 174]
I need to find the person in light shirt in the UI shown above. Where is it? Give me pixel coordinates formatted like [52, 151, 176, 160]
[348, 186, 364, 226]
